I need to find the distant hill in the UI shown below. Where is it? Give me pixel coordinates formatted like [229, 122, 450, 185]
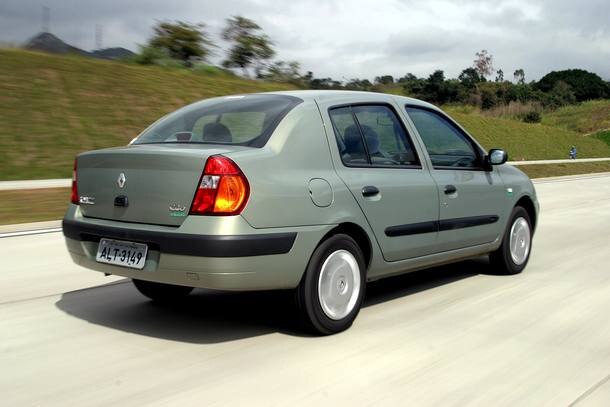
[25, 32, 89, 56]
[90, 47, 135, 60]
[24, 32, 135, 60]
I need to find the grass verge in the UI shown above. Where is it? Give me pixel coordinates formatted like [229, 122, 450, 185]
[516, 162, 610, 179]
[0, 188, 69, 225]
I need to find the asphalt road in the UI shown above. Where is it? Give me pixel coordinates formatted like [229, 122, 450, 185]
[1, 175, 610, 406]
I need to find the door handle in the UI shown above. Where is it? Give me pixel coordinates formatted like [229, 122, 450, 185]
[444, 185, 457, 195]
[362, 186, 380, 197]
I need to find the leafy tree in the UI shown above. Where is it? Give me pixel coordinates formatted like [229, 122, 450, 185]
[473, 50, 494, 78]
[222, 16, 275, 76]
[398, 73, 419, 83]
[420, 70, 459, 104]
[374, 75, 394, 85]
[345, 78, 373, 91]
[458, 67, 485, 89]
[149, 21, 215, 64]
[495, 69, 504, 82]
[133, 45, 169, 65]
[479, 87, 499, 110]
[513, 69, 525, 84]
[258, 60, 301, 83]
[536, 69, 606, 101]
[541, 81, 577, 108]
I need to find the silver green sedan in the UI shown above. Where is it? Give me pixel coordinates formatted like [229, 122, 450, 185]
[63, 90, 539, 334]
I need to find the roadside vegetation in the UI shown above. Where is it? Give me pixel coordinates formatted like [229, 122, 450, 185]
[541, 101, 610, 134]
[0, 49, 293, 180]
[0, 188, 70, 225]
[516, 162, 610, 179]
[2, 16, 610, 182]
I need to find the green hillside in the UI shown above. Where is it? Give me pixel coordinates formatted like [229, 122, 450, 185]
[1, 49, 609, 180]
[541, 100, 610, 134]
[444, 107, 610, 161]
[0, 49, 293, 180]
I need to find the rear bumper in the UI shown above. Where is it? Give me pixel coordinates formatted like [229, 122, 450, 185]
[63, 205, 333, 291]
[62, 218, 296, 257]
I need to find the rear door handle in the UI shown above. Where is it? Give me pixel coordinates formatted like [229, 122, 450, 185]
[444, 185, 457, 195]
[362, 186, 380, 197]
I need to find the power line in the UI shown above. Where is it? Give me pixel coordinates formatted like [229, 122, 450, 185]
[95, 24, 103, 50]
[42, 6, 50, 32]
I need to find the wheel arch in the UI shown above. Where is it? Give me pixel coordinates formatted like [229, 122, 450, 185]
[319, 222, 373, 269]
[515, 195, 537, 231]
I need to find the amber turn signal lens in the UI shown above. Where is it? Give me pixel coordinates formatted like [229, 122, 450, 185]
[213, 175, 248, 213]
[190, 155, 250, 216]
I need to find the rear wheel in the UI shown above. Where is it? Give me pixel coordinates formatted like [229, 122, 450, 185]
[132, 279, 194, 303]
[490, 206, 533, 275]
[296, 234, 366, 335]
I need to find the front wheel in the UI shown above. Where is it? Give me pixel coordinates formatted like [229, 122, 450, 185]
[296, 234, 366, 335]
[490, 206, 533, 275]
[132, 279, 194, 303]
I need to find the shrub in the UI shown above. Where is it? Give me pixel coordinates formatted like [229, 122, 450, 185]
[480, 88, 498, 110]
[521, 111, 542, 123]
[132, 46, 168, 65]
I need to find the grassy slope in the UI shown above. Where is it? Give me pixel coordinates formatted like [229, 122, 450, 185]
[541, 100, 610, 134]
[1, 49, 610, 181]
[0, 49, 293, 180]
[444, 107, 610, 161]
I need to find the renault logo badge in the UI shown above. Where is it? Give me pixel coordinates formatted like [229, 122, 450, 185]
[117, 173, 126, 188]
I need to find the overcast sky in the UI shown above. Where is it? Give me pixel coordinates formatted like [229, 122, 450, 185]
[1, 0, 609, 81]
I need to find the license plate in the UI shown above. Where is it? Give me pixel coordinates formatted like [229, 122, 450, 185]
[95, 238, 148, 270]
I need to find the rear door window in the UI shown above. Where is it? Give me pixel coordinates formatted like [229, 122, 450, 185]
[329, 104, 420, 167]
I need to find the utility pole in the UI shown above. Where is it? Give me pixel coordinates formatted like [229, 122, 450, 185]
[95, 24, 103, 50]
[42, 6, 50, 33]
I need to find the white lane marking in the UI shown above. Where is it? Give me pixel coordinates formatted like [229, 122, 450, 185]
[0, 228, 62, 239]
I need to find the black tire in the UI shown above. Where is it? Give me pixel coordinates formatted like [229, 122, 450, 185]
[132, 279, 194, 303]
[296, 234, 366, 335]
[490, 206, 533, 275]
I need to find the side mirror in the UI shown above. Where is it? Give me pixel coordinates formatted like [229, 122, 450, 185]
[484, 149, 508, 171]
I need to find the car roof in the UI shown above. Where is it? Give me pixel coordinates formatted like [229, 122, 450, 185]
[259, 89, 438, 110]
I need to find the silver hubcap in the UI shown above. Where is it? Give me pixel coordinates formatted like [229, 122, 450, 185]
[318, 250, 361, 320]
[509, 217, 531, 265]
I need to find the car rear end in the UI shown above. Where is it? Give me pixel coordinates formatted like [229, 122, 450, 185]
[63, 93, 333, 291]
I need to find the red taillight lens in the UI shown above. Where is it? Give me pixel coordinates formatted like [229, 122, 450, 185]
[70, 158, 79, 205]
[190, 156, 250, 215]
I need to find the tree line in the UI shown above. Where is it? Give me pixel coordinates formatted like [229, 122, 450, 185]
[134, 18, 610, 121]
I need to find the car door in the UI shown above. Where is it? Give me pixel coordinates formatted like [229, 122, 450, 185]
[325, 103, 440, 262]
[404, 105, 507, 252]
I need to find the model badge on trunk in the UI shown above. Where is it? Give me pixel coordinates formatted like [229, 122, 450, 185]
[117, 173, 126, 188]
[169, 204, 187, 217]
[79, 196, 95, 205]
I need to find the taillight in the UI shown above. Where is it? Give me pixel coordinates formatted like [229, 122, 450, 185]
[190, 156, 250, 215]
[71, 158, 79, 205]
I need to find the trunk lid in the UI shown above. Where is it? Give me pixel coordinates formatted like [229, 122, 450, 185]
[76, 144, 245, 226]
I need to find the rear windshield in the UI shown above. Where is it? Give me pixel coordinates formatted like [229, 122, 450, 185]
[133, 94, 302, 148]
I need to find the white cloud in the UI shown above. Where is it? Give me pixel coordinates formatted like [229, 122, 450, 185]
[1, 0, 609, 80]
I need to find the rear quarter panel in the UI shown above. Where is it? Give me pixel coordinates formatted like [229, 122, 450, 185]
[225, 101, 374, 233]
